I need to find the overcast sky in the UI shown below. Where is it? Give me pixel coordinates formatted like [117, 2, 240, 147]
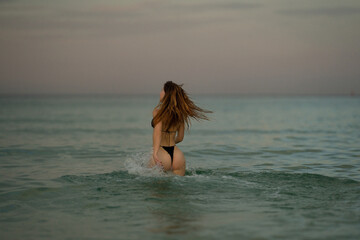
[1, 0, 359, 95]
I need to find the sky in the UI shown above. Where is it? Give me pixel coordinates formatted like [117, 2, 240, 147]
[0, 0, 360, 95]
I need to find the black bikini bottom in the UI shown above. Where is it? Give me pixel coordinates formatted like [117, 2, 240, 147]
[161, 145, 175, 167]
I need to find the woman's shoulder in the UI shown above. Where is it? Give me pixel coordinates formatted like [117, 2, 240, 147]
[152, 106, 160, 117]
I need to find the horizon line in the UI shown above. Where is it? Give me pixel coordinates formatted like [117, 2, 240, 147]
[0, 92, 358, 98]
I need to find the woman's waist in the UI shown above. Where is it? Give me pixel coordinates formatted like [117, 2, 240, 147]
[160, 141, 176, 145]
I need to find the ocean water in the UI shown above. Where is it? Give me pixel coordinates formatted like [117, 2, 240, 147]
[0, 95, 359, 240]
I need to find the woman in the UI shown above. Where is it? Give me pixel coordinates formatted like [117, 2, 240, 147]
[148, 81, 212, 176]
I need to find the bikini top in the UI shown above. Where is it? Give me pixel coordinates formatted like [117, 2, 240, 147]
[151, 118, 177, 133]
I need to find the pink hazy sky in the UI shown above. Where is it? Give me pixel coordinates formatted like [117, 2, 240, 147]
[1, 0, 360, 95]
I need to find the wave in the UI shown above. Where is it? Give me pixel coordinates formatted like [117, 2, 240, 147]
[2, 167, 357, 208]
[1, 126, 349, 136]
[49, 150, 360, 197]
[189, 147, 323, 157]
[191, 128, 340, 135]
[57, 167, 359, 187]
[1, 127, 148, 135]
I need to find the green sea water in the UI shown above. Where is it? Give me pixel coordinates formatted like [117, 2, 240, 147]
[0, 95, 359, 240]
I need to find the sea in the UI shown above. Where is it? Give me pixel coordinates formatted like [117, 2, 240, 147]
[0, 94, 359, 240]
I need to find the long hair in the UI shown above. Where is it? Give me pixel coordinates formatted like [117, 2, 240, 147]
[152, 81, 212, 131]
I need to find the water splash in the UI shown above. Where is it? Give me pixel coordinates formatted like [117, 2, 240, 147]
[124, 149, 174, 177]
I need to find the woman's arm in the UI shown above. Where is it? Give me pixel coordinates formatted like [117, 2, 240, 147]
[152, 109, 162, 165]
[175, 122, 184, 144]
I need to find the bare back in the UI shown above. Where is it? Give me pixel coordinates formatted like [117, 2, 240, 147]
[149, 108, 186, 176]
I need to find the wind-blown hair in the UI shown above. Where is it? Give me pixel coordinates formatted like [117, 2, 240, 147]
[152, 81, 212, 131]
